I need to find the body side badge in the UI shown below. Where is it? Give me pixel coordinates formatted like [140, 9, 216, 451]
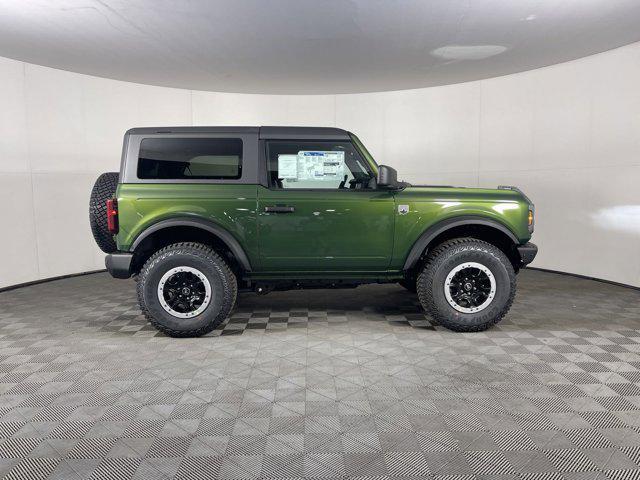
[398, 205, 409, 215]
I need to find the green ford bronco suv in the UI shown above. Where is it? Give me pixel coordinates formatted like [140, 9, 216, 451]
[90, 126, 537, 337]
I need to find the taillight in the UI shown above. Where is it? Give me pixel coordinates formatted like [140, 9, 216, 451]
[106, 199, 119, 234]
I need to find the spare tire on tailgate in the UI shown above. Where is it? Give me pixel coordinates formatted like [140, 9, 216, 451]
[90, 172, 119, 253]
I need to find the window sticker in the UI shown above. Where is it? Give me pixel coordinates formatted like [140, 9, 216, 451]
[295, 151, 345, 181]
[277, 154, 298, 179]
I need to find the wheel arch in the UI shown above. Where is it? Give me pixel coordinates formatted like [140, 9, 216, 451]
[403, 216, 521, 272]
[129, 218, 252, 275]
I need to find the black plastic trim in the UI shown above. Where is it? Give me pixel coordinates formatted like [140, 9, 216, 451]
[125, 126, 350, 139]
[126, 126, 259, 135]
[517, 242, 538, 266]
[403, 216, 520, 270]
[129, 217, 252, 271]
[259, 126, 350, 140]
[264, 206, 295, 213]
[105, 253, 134, 279]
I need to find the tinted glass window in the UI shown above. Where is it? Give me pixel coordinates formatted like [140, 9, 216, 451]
[138, 138, 242, 179]
[266, 141, 374, 190]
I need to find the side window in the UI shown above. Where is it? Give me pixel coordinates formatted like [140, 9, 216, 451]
[266, 140, 374, 189]
[137, 137, 242, 180]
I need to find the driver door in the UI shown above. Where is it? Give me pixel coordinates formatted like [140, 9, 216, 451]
[257, 139, 395, 271]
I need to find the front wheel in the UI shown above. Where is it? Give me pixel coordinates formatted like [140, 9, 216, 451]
[416, 238, 516, 332]
[137, 242, 237, 337]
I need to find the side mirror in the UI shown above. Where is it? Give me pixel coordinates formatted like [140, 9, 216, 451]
[377, 165, 399, 188]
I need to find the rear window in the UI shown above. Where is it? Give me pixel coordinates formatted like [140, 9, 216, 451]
[137, 137, 242, 180]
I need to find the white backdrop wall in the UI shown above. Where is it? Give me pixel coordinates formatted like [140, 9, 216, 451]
[1, 42, 639, 289]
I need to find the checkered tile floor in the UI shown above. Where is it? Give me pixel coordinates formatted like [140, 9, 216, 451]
[0, 269, 639, 479]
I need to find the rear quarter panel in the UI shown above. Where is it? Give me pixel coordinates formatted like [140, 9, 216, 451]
[391, 187, 531, 269]
[115, 183, 258, 264]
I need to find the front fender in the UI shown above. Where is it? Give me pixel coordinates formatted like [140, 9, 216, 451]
[402, 215, 519, 270]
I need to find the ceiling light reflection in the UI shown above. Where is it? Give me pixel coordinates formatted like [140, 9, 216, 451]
[430, 45, 508, 61]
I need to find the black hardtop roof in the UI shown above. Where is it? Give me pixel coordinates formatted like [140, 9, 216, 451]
[125, 126, 351, 140]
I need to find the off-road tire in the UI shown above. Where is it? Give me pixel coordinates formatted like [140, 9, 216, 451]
[89, 172, 119, 253]
[137, 242, 237, 337]
[416, 238, 516, 332]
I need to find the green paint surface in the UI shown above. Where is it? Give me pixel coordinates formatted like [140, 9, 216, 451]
[116, 181, 531, 277]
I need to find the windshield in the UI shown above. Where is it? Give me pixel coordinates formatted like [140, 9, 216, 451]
[349, 133, 378, 174]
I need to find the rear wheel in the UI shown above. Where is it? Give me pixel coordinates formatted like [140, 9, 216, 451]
[89, 172, 119, 253]
[416, 238, 516, 332]
[137, 242, 237, 337]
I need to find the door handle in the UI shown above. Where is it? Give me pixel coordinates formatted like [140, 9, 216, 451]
[264, 205, 295, 213]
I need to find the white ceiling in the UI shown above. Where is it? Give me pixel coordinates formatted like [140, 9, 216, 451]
[1, 0, 640, 94]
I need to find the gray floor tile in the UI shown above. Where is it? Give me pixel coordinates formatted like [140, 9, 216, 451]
[0, 269, 639, 479]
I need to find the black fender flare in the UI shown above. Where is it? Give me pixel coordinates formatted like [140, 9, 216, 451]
[130, 217, 252, 271]
[403, 215, 519, 270]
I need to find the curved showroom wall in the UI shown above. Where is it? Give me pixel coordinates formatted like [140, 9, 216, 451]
[1, 41, 639, 289]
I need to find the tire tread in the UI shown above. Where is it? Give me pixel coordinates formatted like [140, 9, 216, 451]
[136, 242, 237, 337]
[416, 237, 516, 332]
[89, 172, 119, 253]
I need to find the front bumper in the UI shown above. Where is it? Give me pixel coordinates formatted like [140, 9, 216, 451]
[517, 242, 538, 266]
[105, 252, 133, 279]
